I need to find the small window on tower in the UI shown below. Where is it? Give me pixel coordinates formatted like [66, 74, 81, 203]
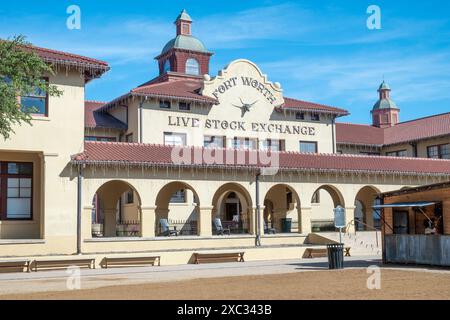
[182, 23, 190, 35]
[186, 58, 200, 75]
[163, 60, 171, 73]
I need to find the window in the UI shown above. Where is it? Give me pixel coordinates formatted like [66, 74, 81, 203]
[126, 191, 134, 204]
[164, 132, 186, 146]
[204, 136, 225, 148]
[186, 58, 200, 75]
[427, 144, 450, 159]
[386, 150, 407, 157]
[179, 102, 191, 111]
[85, 136, 116, 142]
[182, 23, 191, 35]
[312, 191, 320, 204]
[261, 139, 285, 152]
[20, 80, 48, 116]
[163, 60, 171, 73]
[300, 141, 318, 153]
[0, 162, 33, 220]
[170, 190, 186, 203]
[295, 112, 305, 120]
[311, 113, 320, 121]
[125, 134, 133, 143]
[160, 101, 171, 109]
[232, 137, 257, 150]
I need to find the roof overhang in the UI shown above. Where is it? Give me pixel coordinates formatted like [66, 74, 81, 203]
[373, 202, 437, 209]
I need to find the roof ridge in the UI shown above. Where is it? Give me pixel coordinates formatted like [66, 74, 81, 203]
[283, 96, 345, 111]
[392, 111, 450, 126]
[23, 43, 109, 66]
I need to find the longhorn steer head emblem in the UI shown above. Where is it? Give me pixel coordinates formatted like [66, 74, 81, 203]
[232, 98, 258, 117]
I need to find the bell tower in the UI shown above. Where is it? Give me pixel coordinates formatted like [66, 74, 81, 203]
[371, 81, 400, 128]
[155, 10, 213, 77]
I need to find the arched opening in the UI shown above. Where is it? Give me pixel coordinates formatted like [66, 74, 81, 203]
[91, 180, 142, 238]
[155, 182, 200, 236]
[212, 183, 252, 235]
[354, 186, 381, 231]
[263, 184, 301, 233]
[310, 185, 345, 232]
[163, 59, 171, 73]
[185, 58, 200, 75]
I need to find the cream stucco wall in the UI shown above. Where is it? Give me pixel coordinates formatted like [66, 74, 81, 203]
[0, 70, 85, 254]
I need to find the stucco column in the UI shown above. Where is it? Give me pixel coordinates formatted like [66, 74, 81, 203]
[258, 206, 266, 235]
[154, 209, 169, 236]
[199, 206, 213, 237]
[299, 206, 312, 234]
[345, 206, 356, 233]
[141, 206, 156, 238]
[103, 208, 117, 237]
[81, 206, 93, 239]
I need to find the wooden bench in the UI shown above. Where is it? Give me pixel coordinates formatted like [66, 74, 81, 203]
[193, 252, 245, 264]
[304, 247, 352, 258]
[32, 258, 95, 272]
[102, 256, 161, 269]
[0, 260, 31, 273]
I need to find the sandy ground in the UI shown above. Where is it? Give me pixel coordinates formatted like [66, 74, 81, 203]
[2, 268, 450, 300]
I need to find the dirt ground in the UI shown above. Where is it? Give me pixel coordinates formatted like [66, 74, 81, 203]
[2, 268, 450, 300]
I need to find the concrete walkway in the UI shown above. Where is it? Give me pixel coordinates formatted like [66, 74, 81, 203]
[0, 255, 447, 296]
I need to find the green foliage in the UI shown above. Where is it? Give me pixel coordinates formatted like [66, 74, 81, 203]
[0, 35, 62, 140]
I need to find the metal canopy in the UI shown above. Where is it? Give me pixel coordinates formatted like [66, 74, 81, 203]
[372, 201, 437, 209]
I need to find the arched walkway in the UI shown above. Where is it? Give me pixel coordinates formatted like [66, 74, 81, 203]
[155, 182, 200, 236]
[354, 186, 381, 230]
[92, 180, 142, 238]
[212, 183, 253, 235]
[263, 184, 301, 233]
[310, 185, 345, 232]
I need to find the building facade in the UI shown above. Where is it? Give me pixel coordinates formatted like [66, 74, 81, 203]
[1, 10, 450, 263]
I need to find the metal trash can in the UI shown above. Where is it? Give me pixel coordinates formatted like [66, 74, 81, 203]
[281, 218, 292, 233]
[327, 243, 344, 269]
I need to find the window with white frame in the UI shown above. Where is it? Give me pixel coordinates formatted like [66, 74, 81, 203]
[0, 162, 33, 220]
[185, 58, 200, 75]
[164, 132, 186, 146]
[300, 141, 318, 153]
[170, 190, 186, 203]
[261, 139, 285, 152]
[204, 136, 225, 148]
[232, 137, 257, 150]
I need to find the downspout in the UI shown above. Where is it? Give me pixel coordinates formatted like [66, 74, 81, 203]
[76, 165, 84, 255]
[255, 170, 261, 247]
[331, 117, 336, 153]
[139, 101, 143, 143]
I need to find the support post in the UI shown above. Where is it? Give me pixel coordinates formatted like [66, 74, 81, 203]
[255, 172, 261, 247]
[299, 206, 312, 234]
[199, 207, 213, 236]
[76, 166, 83, 255]
[141, 206, 156, 238]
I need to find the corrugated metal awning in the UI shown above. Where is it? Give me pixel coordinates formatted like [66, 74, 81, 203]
[372, 201, 437, 209]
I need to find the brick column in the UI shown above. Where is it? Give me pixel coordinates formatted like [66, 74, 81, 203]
[199, 206, 213, 237]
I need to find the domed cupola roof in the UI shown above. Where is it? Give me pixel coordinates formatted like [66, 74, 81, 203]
[161, 9, 210, 55]
[161, 35, 209, 55]
[372, 81, 399, 110]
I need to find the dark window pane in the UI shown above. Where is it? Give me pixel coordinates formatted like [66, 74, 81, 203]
[8, 163, 32, 175]
[21, 96, 46, 115]
[159, 101, 171, 109]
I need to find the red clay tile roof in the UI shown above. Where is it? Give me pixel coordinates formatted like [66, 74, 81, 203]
[337, 112, 450, 146]
[336, 123, 384, 146]
[23, 44, 109, 69]
[72, 142, 450, 176]
[384, 112, 450, 145]
[282, 97, 349, 116]
[85, 101, 127, 130]
[132, 79, 218, 104]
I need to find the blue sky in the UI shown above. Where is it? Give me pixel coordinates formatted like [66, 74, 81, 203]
[1, 0, 450, 124]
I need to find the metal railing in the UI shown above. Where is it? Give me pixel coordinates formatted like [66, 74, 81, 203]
[345, 219, 380, 248]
